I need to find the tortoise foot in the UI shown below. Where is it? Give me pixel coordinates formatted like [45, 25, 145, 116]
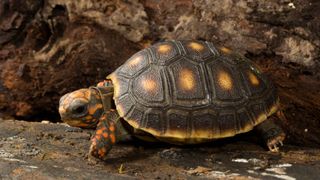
[89, 142, 107, 160]
[267, 132, 285, 152]
[255, 119, 286, 152]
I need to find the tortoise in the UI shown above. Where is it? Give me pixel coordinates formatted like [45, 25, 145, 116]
[59, 40, 285, 160]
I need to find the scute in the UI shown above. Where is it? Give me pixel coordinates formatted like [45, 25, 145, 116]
[126, 106, 144, 127]
[250, 103, 268, 125]
[168, 57, 208, 107]
[110, 40, 279, 142]
[150, 41, 181, 65]
[217, 112, 237, 138]
[207, 58, 244, 102]
[191, 110, 217, 138]
[144, 109, 164, 134]
[236, 108, 254, 132]
[180, 40, 218, 60]
[240, 63, 267, 96]
[115, 94, 134, 117]
[166, 109, 189, 138]
[132, 66, 167, 105]
[117, 50, 149, 77]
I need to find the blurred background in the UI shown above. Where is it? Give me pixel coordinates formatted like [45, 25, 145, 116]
[0, 0, 319, 147]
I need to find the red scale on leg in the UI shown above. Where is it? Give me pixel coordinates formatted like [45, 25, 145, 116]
[89, 110, 118, 160]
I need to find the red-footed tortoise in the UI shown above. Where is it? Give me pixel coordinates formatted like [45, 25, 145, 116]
[59, 40, 285, 160]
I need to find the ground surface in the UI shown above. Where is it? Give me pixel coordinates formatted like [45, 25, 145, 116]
[0, 120, 319, 179]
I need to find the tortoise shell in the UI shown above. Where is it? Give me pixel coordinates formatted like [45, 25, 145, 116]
[108, 40, 279, 142]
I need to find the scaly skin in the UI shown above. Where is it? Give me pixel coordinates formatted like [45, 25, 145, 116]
[90, 110, 118, 159]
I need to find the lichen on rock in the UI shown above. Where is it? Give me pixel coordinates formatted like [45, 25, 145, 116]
[275, 36, 316, 66]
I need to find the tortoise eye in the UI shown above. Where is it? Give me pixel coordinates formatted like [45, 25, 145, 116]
[72, 104, 88, 116]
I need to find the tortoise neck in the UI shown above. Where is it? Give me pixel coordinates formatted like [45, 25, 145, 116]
[89, 86, 114, 112]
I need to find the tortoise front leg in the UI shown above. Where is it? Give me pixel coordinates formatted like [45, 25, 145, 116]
[255, 116, 285, 152]
[90, 109, 128, 160]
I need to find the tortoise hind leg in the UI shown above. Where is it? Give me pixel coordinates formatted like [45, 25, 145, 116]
[255, 115, 285, 152]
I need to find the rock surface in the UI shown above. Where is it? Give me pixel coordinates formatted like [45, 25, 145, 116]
[0, 120, 319, 179]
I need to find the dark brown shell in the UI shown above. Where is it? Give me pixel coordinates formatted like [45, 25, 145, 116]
[108, 40, 279, 142]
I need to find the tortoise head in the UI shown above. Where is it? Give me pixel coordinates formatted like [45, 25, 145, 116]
[59, 86, 114, 128]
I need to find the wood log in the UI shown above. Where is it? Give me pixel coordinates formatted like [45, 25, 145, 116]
[0, 0, 140, 119]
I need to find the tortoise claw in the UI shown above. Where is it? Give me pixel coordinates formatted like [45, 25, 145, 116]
[267, 133, 285, 153]
[279, 140, 284, 146]
[89, 142, 106, 160]
[269, 144, 279, 152]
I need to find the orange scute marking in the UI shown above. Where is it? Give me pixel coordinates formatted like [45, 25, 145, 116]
[141, 78, 157, 92]
[220, 47, 231, 54]
[128, 56, 142, 66]
[189, 42, 204, 51]
[110, 134, 116, 144]
[248, 72, 260, 86]
[218, 71, 233, 90]
[179, 68, 195, 91]
[157, 44, 171, 53]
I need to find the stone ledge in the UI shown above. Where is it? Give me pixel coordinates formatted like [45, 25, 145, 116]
[0, 120, 319, 179]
